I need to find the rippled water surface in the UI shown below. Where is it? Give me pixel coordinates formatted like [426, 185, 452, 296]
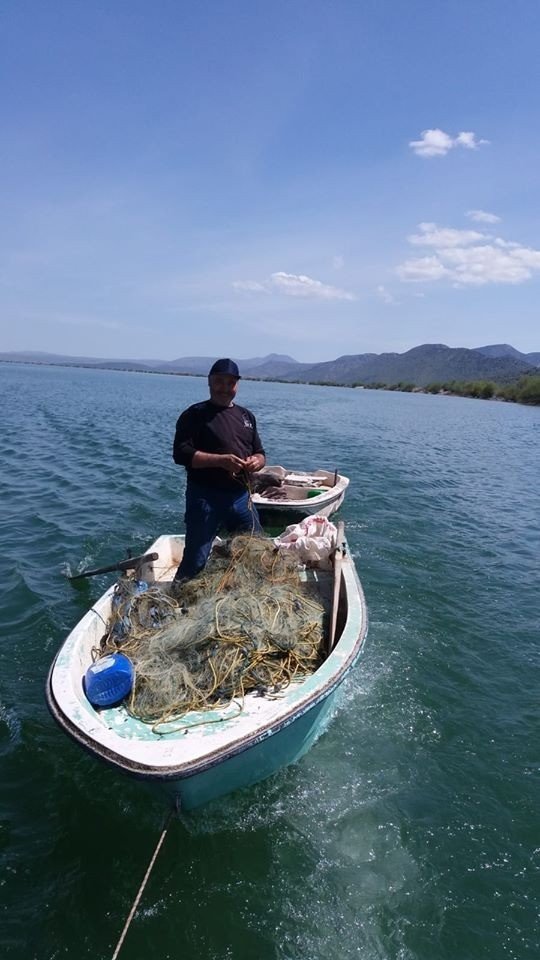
[1, 363, 538, 959]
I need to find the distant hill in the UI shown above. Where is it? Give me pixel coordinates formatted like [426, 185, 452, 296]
[474, 344, 540, 367]
[242, 358, 311, 379]
[279, 352, 385, 384]
[1, 345, 537, 386]
[279, 343, 537, 386]
[0, 350, 299, 378]
[0, 350, 158, 370]
[243, 353, 297, 369]
[139, 353, 298, 376]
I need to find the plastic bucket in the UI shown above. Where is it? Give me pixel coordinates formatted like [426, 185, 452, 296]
[84, 652, 135, 708]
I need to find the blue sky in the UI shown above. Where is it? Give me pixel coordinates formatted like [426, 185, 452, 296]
[1, 0, 539, 362]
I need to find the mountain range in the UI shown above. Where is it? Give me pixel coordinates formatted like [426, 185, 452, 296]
[1, 344, 538, 387]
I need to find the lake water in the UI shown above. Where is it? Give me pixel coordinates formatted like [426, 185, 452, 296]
[1, 363, 538, 960]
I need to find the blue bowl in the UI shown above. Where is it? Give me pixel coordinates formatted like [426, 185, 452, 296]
[84, 652, 135, 708]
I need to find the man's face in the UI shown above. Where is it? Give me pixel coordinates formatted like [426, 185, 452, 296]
[208, 374, 239, 407]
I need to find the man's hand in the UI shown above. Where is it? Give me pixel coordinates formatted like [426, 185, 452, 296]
[190, 451, 263, 475]
[220, 454, 248, 475]
[244, 454, 265, 473]
[191, 451, 246, 473]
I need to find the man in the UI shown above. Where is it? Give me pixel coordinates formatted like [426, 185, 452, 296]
[172, 358, 266, 580]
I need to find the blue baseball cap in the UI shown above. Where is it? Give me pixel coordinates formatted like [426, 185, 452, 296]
[208, 358, 241, 378]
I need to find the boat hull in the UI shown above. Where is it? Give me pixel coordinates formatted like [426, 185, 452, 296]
[46, 532, 367, 810]
[156, 692, 336, 809]
[252, 466, 349, 519]
[256, 488, 346, 527]
[47, 654, 341, 810]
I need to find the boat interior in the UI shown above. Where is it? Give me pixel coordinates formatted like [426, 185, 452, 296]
[56, 535, 345, 746]
[255, 483, 328, 502]
[253, 466, 344, 502]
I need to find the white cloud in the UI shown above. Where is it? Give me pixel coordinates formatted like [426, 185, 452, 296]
[494, 238, 520, 249]
[455, 131, 489, 150]
[376, 284, 397, 304]
[408, 222, 487, 248]
[397, 256, 449, 282]
[409, 128, 489, 158]
[409, 128, 453, 157]
[232, 271, 355, 301]
[397, 221, 540, 286]
[466, 209, 501, 224]
[442, 244, 540, 285]
[271, 271, 355, 300]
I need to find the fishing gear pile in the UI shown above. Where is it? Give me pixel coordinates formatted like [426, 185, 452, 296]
[96, 535, 326, 731]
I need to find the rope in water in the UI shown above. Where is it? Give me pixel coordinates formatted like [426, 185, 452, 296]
[111, 808, 175, 960]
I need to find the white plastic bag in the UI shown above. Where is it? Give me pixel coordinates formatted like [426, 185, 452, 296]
[274, 516, 338, 563]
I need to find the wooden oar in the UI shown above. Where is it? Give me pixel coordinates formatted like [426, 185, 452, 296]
[328, 521, 345, 653]
[66, 552, 159, 581]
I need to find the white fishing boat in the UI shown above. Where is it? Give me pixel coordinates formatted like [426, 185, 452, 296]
[251, 466, 349, 518]
[46, 530, 367, 811]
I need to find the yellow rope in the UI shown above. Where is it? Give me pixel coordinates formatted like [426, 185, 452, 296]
[111, 808, 174, 960]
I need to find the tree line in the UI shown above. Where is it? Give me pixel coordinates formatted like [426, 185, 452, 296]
[355, 375, 540, 405]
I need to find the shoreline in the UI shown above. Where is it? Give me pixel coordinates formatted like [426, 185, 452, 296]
[2, 358, 539, 406]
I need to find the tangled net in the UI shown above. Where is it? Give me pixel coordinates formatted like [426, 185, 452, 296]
[96, 535, 327, 731]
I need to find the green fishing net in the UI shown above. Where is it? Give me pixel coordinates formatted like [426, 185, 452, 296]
[97, 535, 327, 730]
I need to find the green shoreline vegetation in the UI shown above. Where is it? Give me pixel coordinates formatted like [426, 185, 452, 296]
[354, 375, 540, 405]
[267, 374, 540, 405]
[2, 360, 540, 405]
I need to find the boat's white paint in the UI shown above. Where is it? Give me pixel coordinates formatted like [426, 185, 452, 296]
[251, 466, 349, 518]
[47, 532, 367, 793]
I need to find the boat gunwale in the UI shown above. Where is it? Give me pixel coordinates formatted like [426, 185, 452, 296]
[45, 538, 367, 782]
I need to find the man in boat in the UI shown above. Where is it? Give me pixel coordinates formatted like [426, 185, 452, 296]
[172, 358, 266, 581]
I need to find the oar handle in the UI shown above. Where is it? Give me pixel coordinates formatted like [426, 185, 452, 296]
[67, 552, 159, 581]
[328, 522, 345, 653]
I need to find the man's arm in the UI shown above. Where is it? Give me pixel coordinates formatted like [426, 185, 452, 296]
[244, 415, 266, 472]
[173, 407, 198, 466]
